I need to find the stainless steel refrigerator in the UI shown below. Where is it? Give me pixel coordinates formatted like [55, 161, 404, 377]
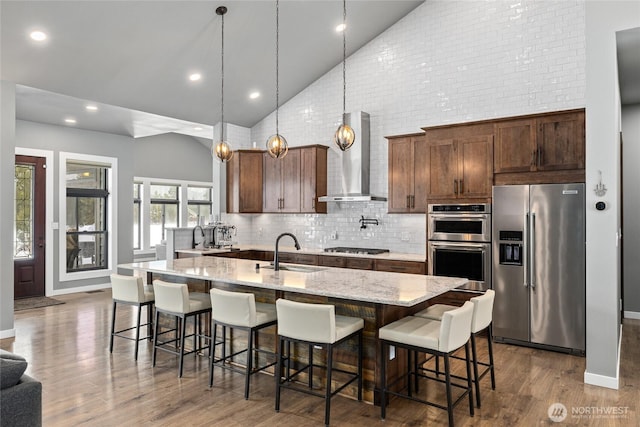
[492, 183, 585, 353]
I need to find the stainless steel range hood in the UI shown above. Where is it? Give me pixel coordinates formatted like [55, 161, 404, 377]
[318, 112, 387, 202]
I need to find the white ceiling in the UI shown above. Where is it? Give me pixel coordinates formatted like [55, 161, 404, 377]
[3, 1, 639, 141]
[1, 0, 423, 138]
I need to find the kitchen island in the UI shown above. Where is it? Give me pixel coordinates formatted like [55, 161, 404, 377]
[118, 256, 467, 404]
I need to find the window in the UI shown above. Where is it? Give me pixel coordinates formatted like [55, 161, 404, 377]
[65, 163, 109, 272]
[133, 183, 141, 250]
[14, 164, 34, 259]
[187, 186, 212, 227]
[150, 184, 178, 247]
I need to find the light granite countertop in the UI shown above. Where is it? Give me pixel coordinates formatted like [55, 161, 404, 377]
[118, 257, 465, 307]
[175, 244, 425, 262]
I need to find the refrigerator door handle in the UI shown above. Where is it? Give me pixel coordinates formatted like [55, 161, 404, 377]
[524, 212, 529, 287]
[530, 212, 536, 290]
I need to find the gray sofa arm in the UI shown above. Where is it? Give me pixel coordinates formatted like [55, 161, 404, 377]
[0, 374, 42, 427]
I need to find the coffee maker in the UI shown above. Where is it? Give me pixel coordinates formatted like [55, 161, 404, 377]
[209, 223, 236, 248]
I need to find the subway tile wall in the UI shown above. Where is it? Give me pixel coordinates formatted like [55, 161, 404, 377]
[223, 0, 586, 255]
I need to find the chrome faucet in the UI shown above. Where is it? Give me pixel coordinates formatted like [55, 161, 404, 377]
[274, 232, 301, 271]
[192, 225, 205, 249]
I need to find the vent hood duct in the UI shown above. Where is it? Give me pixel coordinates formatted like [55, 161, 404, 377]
[319, 112, 387, 202]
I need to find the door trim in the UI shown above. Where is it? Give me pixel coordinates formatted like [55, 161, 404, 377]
[15, 148, 54, 297]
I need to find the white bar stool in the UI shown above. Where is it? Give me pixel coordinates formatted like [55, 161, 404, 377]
[274, 299, 364, 427]
[109, 274, 155, 361]
[379, 301, 475, 427]
[414, 289, 496, 407]
[152, 280, 211, 377]
[209, 288, 278, 399]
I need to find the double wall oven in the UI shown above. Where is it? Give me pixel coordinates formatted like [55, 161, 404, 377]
[427, 203, 491, 291]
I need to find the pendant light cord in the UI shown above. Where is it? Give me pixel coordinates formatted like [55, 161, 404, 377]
[342, 0, 346, 118]
[275, 0, 280, 135]
[220, 9, 225, 142]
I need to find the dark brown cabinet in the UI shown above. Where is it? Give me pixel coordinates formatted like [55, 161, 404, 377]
[263, 149, 301, 213]
[374, 259, 425, 275]
[263, 145, 328, 214]
[425, 135, 493, 201]
[300, 145, 328, 213]
[493, 109, 585, 184]
[387, 134, 429, 213]
[226, 150, 263, 213]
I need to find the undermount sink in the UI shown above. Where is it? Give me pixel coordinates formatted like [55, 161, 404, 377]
[261, 264, 327, 273]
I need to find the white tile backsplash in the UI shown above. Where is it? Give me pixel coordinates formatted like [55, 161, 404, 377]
[222, 1, 586, 256]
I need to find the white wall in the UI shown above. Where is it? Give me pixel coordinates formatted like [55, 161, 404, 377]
[0, 81, 16, 338]
[622, 104, 640, 316]
[584, 1, 640, 389]
[243, 0, 586, 254]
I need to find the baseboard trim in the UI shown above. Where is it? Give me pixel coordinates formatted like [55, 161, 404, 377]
[0, 328, 16, 339]
[51, 282, 111, 296]
[583, 323, 622, 390]
[623, 311, 640, 320]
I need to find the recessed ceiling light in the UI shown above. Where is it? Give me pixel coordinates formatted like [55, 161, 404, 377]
[335, 24, 346, 32]
[85, 105, 98, 112]
[65, 118, 77, 124]
[189, 73, 202, 82]
[30, 30, 47, 41]
[249, 91, 260, 100]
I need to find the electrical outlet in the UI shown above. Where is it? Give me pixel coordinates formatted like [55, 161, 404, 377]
[330, 231, 338, 240]
[389, 345, 395, 360]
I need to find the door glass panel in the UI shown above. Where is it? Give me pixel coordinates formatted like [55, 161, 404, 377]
[14, 164, 34, 259]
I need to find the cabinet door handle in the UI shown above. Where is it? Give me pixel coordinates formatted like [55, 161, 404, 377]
[411, 195, 415, 208]
[532, 150, 537, 167]
[459, 180, 464, 194]
[538, 148, 543, 166]
[312, 198, 316, 209]
[454, 180, 458, 195]
[406, 195, 410, 208]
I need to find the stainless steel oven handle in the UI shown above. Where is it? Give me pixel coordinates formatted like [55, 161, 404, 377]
[429, 242, 488, 251]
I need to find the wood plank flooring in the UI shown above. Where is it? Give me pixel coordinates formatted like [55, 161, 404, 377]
[2, 290, 638, 426]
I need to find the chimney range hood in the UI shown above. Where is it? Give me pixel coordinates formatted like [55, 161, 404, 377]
[319, 112, 387, 202]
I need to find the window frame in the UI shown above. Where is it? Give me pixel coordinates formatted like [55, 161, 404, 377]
[59, 152, 117, 282]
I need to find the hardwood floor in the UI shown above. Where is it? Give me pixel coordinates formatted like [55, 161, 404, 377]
[2, 290, 638, 426]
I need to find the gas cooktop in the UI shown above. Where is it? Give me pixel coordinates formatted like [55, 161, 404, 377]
[324, 247, 390, 255]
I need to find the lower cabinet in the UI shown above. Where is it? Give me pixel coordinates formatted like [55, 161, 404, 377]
[374, 259, 426, 274]
[205, 250, 425, 274]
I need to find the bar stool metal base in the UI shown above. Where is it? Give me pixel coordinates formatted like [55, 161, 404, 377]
[109, 299, 154, 361]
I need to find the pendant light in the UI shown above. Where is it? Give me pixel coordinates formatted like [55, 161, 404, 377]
[266, 0, 288, 159]
[334, 0, 355, 151]
[213, 6, 233, 162]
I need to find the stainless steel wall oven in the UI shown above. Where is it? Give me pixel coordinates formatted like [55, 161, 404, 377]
[427, 204, 491, 290]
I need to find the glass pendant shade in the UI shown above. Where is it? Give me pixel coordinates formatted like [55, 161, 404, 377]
[266, 134, 288, 159]
[334, 123, 355, 151]
[214, 139, 233, 162]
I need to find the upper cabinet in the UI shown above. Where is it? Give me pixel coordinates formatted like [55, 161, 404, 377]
[424, 135, 493, 201]
[226, 145, 327, 214]
[263, 149, 301, 213]
[422, 122, 494, 202]
[494, 109, 585, 184]
[387, 134, 429, 213]
[263, 145, 328, 214]
[226, 150, 263, 213]
[300, 145, 328, 213]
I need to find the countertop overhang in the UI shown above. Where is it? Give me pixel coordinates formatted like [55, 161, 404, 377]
[119, 257, 466, 307]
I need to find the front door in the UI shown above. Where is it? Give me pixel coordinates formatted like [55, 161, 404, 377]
[14, 155, 46, 298]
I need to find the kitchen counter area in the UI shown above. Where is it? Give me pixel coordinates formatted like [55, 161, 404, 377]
[118, 256, 467, 403]
[174, 245, 426, 263]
